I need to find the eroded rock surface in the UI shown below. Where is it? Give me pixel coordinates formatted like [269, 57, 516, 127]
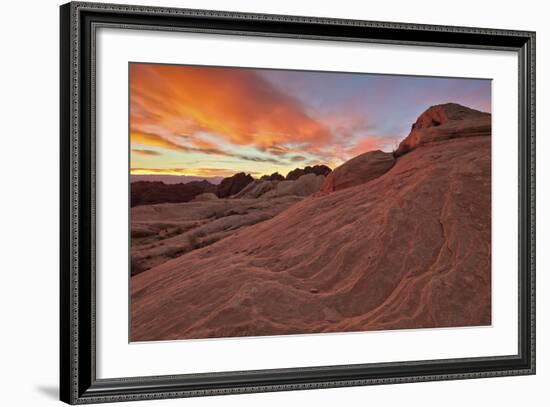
[394, 103, 490, 157]
[131, 196, 302, 275]
[132, 136, 491, 340]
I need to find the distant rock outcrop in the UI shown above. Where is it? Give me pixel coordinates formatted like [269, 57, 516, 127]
[217, 172, 254, 198]
[286, 165, 331, 180]
[321, 150, 395, 193]
[131, 180, 216, 207]
[394, 103, 491, 157]
[231, 180, 278, 199]
[233, 173, 326, 200]
[260, 172, 285, 181]
[263, 173, 325, 199]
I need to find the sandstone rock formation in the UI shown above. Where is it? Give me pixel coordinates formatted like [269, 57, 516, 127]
[132, 135, 491, 340]
[233, 174, 326, 199]
[394, 102, 491, 157]
[131, 103, 492, 341]
[216, 172, 254, 198]
[131, 195, 302, 275]
[321, 150, 395, 193]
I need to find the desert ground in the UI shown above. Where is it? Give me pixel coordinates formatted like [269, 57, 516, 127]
[130, 103, 491, 341]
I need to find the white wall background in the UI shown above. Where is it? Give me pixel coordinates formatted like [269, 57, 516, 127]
[0, 0, 547, 405]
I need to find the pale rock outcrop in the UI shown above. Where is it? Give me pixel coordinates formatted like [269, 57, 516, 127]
[262, 173, 325, 199]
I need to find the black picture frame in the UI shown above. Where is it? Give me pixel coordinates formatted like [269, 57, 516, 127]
[60, 1, 536, 404]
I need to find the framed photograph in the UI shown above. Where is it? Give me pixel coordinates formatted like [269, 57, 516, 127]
[60, 1, 536, 404]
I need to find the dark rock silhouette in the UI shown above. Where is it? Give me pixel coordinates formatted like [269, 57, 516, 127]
[286, 164, 332, 180]
[130, 180, 216, 207]
[217, 172, 254, 198]
[260, 172, 285, 181]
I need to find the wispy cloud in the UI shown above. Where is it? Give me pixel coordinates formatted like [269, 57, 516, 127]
[132, 130, 286, 165]
[131, 148, 162, 156]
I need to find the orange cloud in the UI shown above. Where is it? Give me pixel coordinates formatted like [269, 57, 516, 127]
[131, 129, 285, 165]
[346, 136, 398, 157]
[130, 64, 331, 151]
[131, 131, 189, 152]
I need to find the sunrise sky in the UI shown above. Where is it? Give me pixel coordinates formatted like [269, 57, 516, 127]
[130, 63, 491, 178]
